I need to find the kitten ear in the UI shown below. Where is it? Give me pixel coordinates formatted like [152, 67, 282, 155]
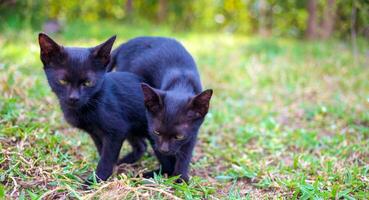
[141, 83, 163, 114]
[92, 35, 116, 66]
[189, 89, 213, 117]
[38, 33, 64, 65]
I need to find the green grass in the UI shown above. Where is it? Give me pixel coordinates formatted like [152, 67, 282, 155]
[1, 20, 368, 199]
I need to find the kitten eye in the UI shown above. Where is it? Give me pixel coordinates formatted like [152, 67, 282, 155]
[175, 134, 185, 140]
[153, 130, 160, 135]
[82, 80, 93, 87]
[58, 79, 68, 85]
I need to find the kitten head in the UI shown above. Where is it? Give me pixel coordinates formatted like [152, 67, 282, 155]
[141, 83, 213, 155]
[38, 33, 116, 109]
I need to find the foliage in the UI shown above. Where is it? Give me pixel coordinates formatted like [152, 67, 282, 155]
[0, 20, 368, 199]
[0, 0, 368, 38]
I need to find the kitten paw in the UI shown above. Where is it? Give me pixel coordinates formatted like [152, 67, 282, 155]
[175, 175, 189, 183]
[142, 171, 156, 178]
[142, 169, 166, 178]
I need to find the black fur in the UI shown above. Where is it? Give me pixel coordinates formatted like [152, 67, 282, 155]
[110, 37, 213, 182]
[38, 33, 149, 182]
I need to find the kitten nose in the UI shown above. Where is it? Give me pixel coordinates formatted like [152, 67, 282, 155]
[159, 143, 169, 153]
[68, 96, 79, 103]
[68, 92, 80, 103]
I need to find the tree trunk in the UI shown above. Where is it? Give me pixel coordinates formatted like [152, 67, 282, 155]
[321, 0, 336, 39]
[157, 0, 168, 23]
[351, 2, 358, 65]
[258, 0, 268, 37]
[125, 0, 133, 17]
[306, 0, 318, 39]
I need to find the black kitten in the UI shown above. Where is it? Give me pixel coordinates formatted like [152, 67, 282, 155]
[38, 33, 149, 182]
[109, 37, 213, 182]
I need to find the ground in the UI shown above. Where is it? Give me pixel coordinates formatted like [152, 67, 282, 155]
[0, 21, 368, 199]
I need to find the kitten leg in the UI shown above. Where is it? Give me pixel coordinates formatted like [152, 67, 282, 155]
[118, 136, 147, 164]
[94, 136, 123, 181]
[143, 151, 175, 178]
[172, 141, 196, 183]
[90, 134, 102, 156]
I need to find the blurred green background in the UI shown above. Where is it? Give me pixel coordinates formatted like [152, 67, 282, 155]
[1, 0, 368, 39]
[1, 0, 369, 199]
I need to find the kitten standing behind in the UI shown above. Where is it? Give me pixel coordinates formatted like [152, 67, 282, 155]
[38, 34, 149, 182]
[109, 37, 213, 182]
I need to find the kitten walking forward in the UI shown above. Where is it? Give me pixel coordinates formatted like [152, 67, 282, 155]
[38, 34, 149, 182]
[109, 37, 213, 182]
